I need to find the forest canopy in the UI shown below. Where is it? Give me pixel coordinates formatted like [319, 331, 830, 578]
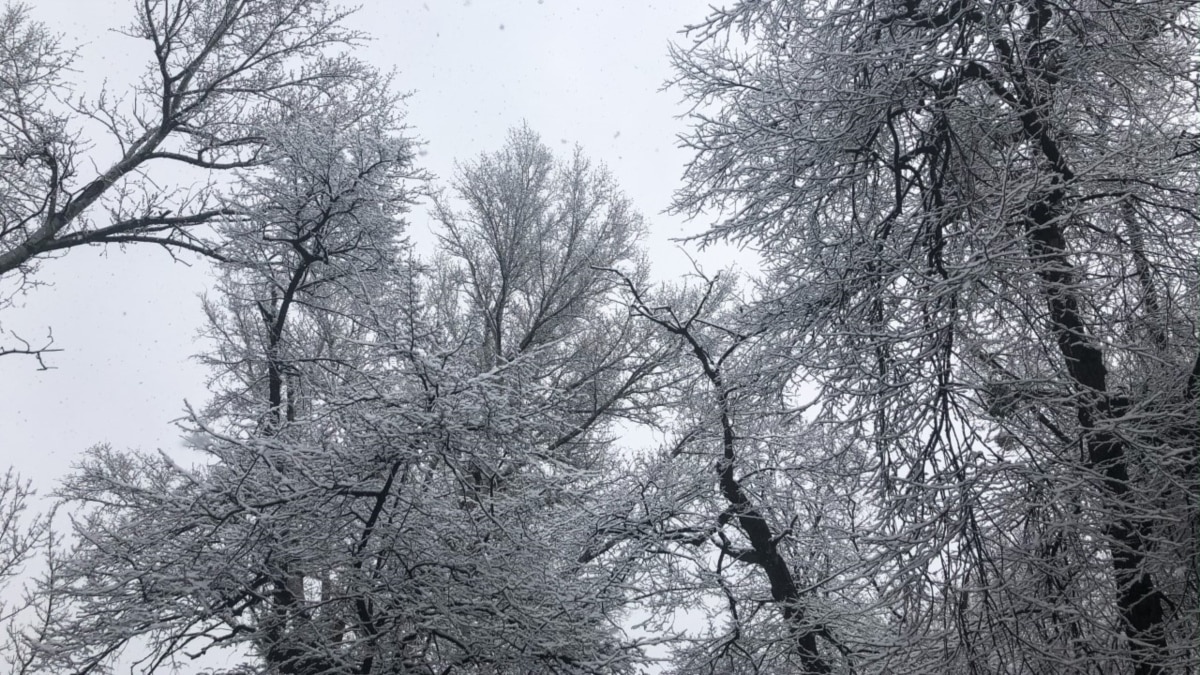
[0, 0, 1196, 673]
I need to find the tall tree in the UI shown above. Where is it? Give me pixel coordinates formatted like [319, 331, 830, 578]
[26, 127, 675, 674]
[671, 0, 1199, 673]
[17, 69, 420, 675]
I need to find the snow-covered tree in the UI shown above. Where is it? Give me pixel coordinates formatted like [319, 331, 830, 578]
[16, 66, 420, 674]
[26, 126, 678, 674]
[669, 0, 1199, 673]
[583, 269, 878, 675]
[0, 0, 373, 362]
[0, 470, 54, 675]
[431, 124, 670, 469]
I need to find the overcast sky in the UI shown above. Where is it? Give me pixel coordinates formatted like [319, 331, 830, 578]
[0, 0, 750, 491]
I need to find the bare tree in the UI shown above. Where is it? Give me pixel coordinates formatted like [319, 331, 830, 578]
[670, 0, 1199, 673]
[14, 65, 420, 675]
[0, 0, 372, 360]
[435, 124, 648, 360]
[573, 267, 884, 675]
[618, 269, 836, 673]
[432, 124, 671, 471]
[0, 471, 52, 675]
[29, 127, 677, 674]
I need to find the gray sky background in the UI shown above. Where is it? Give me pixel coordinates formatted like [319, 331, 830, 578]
[1, 0, 751, 490]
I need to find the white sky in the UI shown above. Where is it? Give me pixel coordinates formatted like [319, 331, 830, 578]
[0, 0, 751, 491]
